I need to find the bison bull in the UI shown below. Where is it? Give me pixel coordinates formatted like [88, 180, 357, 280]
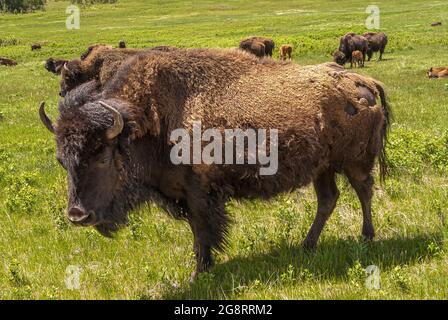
[40, 48, 390, 279]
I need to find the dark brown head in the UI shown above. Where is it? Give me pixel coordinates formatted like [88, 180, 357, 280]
[60, 60, 84, 97]
[332, 50, 346, 65]
[45, 58, 68, 75]
[39, 99, 134, 236]
[118, 40, 126, 49]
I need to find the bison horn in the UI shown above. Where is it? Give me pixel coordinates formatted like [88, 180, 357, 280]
[99, 101, 124, 139]
[63, 62, 69, 72]
[39, 102, 55, 134]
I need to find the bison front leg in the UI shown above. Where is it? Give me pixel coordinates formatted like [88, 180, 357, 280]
[303, 169, 340, 249]
[186, 190, 230, 281]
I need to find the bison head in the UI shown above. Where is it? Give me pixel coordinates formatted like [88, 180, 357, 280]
[39, 100, 135, 236]
[60, 60, 84, 97]
[332, 50, 346, 66]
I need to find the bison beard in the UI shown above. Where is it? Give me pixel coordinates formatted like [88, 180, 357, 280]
[40, 48, 391, 280]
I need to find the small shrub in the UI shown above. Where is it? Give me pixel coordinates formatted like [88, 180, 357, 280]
[8, 259, 30, 287]
[280, 264, 296, 283]
[4, 171, 39, 215]
[347, 260, 365, 287]
[0, 37, 20, 47]
[390, 266, 411, 292]
[0, 0, 46, 13]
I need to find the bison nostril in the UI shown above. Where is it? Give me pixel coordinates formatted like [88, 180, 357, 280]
[68, 206, 90, 223]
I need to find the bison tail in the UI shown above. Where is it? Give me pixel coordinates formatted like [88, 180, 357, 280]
[374, 81, 392, 182]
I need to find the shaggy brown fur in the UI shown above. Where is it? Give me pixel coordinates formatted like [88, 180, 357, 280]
[240, 37, 275, 56]
[338, 33, 368, 65]
[0, 57, 17, 66]
[428, 67, 448, 78]
[41, 48, 390, 279]
[31, 43, 41, 50]
[279, 44, 293, 61]
[45, 58, 68, 75]
[351, 50, 364, 68]
[362, 32, 388, 61]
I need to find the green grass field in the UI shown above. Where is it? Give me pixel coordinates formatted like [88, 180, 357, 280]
[0, 0, 447, 299]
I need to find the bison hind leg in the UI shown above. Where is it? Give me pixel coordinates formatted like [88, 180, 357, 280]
[303, 169, 340, 249]
[344, 166, 375, 240]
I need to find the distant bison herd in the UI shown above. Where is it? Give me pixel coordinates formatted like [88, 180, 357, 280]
[332, 32, 387, 68]
[1, 32, 446, 78]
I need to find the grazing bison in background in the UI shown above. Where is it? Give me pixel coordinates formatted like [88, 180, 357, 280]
[31, 43, 41, 51]
[60, 44, 179, 97]
[338, 33, 368, 65]
[0, 57, 17, 66]
[239, 40, 266, 57]
[428, 67, 448, 78]
[431, 22, 442, 27]
[240, 36, 275, 56]
[351, 50, 364, 68]
[118, 40, 126, 48]
[279, 44, 293, 61]
[45, 58, 69, 75]
[60, 45, 141, 96]
[363, 32, 388, 61]
[40, 48, 390, 279]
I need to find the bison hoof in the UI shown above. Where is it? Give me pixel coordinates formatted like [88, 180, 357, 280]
[302, 239, 318, 251]
[362, 228, 375, 241]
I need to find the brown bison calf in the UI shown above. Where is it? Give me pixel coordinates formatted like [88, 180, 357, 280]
[0, 57, 17, 66]
[45, 58, 69, 75]
[279, 44, 293, 61]
[428, 67, 448, 78]
[118, 40, 126, 48]
[351, 50, 364, 68]
[31, 44, 42, 51]
[363, 32, 388, 61]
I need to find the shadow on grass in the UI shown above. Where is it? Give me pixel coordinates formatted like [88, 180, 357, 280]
[162, 232, 443, 299]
